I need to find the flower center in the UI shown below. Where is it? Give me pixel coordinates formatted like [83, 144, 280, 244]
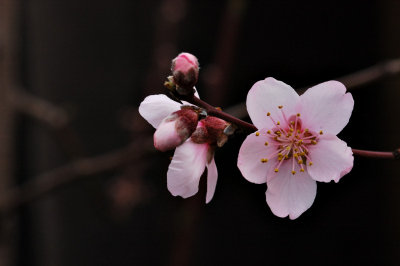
[258, 105, 322, 175]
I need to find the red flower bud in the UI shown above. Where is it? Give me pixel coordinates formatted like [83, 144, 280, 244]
[171, 52, 199, 95]
[191, 116, 230, 147]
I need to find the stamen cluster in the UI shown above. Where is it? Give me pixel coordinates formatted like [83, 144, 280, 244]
[257, 106, 322, 175]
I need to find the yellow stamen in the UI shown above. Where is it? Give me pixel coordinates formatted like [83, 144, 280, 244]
[311, 140, 317, 145]
[264, 142, 268, 146]
[267, 112, 271, 116]
[278, 105, 283, 109]
[309, 162, 313, 166]
[277, 121, 280, 125]
[291, 170, 296, 175]
[300, 168, 305, 172]
[298, 159, 303, 164]
[261, 158, 268, 163]
[267, 130, 271, 134]
[319, 130, 323, 135]
[274, 168, 279, 172]
[296, 113, 301, 117]
[255, 132, 260, 136]
[294, 153, 298, 158]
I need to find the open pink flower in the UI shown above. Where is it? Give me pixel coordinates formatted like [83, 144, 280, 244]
[237, 78, 354, 219]
[139, 93, 218, 203]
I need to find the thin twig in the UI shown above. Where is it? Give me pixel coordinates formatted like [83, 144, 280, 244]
[183, 94, 257, 132]
[352, 149, 398, 159]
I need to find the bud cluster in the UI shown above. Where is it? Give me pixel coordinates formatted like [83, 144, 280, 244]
[153, 52, 232, 152]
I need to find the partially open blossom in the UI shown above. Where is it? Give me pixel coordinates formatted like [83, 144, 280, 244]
[171, 52, 199, 95]
[237, 78, 354, 219]
[154, 108, 198, 151]
[139, 92, 219, 203]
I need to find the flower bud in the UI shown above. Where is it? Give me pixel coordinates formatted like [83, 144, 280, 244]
[171, 52, 199, 95]
[154, 108, 199, 152]
[191, 116, 230, 147]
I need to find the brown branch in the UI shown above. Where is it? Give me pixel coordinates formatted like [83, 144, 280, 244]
[0, 138, 154, 216]
[183, 94, 257, 132]
[183, 94, 399, 160]
[352, 148, 399, 159]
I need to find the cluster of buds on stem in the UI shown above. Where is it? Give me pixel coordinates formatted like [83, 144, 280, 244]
[154, 52, 232, 152]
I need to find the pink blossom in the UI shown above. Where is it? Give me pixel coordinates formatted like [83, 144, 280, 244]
[237, 78, 354, 219]
[138, 93, 218, 203]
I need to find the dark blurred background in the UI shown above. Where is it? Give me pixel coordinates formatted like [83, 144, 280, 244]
[0, 0, 399, 265]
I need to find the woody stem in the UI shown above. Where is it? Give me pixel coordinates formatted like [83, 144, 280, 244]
[182, 94, 257, 132]
[182, 93, 399, 160]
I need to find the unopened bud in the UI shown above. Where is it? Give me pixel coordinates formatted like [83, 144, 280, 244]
[154, 108, 198, 151]
[191, 116, 230, 147]
[171, 52, 199, 95]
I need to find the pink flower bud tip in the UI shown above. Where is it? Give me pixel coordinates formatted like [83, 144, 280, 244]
[171, 52, 199, 94]
[154, 108, 198, 152]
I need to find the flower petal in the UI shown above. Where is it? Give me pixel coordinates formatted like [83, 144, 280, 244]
[299, 81, 354, 135]
[307, 134, 353, 183]
[167, 140, 208, 199]
[246, 78, 300, 129]
[266, 162, 317, 220]
[153, 119, 183, 152]
[205, 158, 218, 204]
[139, 94, 181, 128]
[237, 131, 279, 184]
